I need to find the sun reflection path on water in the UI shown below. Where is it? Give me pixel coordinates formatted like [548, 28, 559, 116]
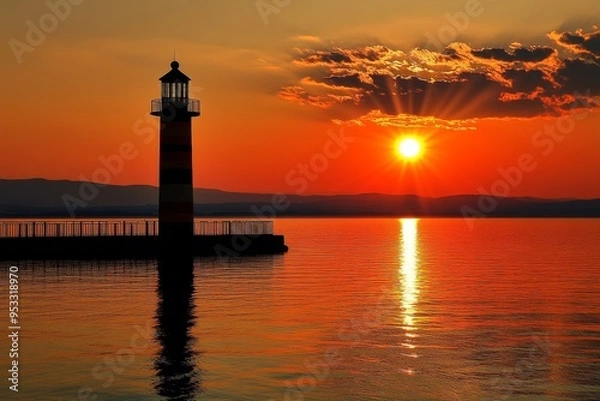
[399, 218, 420, 375]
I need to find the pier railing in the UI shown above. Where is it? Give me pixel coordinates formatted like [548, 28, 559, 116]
[0, 220, 274, 238]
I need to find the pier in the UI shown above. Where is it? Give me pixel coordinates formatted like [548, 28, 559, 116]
[0, 220, 288, 260]
[1, 61, 288, 261]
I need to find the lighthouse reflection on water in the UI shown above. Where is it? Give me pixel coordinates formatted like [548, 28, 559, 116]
[154, 255, 202, 400]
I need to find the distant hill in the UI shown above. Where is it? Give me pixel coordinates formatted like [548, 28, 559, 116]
[0, 178, 599, 218]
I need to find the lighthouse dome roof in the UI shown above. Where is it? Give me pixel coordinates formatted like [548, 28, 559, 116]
[159, 60, 191, 82]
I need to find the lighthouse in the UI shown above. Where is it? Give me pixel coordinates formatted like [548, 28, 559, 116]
[151, 60, 200, 255]
[0, 60, 287, 261]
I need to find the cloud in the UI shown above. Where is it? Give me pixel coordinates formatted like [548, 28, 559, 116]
[503, 68, 553, 93]
[471, 46, 556, 63]
[279, 29, 600, 128]
[291, 35, 322, 43]
[336, 110, 478, 131]
[556, 58, 600, 94]
[549, 28, 600, 58]
[297, 50, 353, 64]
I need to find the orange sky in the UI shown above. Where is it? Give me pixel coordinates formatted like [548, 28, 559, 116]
[1, 0, 599, 198]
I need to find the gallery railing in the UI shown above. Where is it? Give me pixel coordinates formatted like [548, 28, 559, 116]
[150, 98, 200, 115]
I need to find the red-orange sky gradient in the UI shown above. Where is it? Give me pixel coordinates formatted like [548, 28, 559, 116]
[1, 1, 599, 198]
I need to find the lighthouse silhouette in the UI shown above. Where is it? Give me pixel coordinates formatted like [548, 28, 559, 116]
[151, 60, 200, 256]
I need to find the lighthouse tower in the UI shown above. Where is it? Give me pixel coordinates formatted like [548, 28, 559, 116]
[151, 61, 200, 255]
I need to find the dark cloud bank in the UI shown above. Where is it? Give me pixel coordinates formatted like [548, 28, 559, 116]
[280, 28, 600, 127]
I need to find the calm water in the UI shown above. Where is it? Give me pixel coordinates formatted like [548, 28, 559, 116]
[2, 218, 600, 401]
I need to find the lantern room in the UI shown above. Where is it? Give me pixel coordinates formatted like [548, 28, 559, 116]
[151, 60, 200, 116]
[160, 61, 190, 100]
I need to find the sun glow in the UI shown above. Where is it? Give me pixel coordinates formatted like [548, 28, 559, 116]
[396, 138, 422, 160]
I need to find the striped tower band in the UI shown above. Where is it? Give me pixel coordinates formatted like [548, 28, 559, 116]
[159, 117, 194, 228]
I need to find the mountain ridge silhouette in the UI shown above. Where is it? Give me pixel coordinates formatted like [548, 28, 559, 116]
[1, 178, 599, 217]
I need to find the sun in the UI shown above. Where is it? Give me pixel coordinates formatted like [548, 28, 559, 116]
[396, 137, 422, 160]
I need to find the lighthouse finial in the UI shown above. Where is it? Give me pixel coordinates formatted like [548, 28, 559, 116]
[171, 52, 179, 69]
